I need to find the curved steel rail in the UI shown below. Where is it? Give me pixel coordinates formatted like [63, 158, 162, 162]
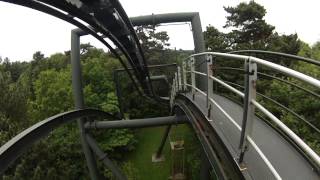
[217, 79, 320, 134]
[229, 50, 320, 67]
[215, 67, 320, 99]
[0, 109, 116, 174]
[1, 0, 153, 96]
[189, 52, 320, 89]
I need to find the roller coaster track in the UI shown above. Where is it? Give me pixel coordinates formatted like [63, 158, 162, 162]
[0, 1, 320, 180]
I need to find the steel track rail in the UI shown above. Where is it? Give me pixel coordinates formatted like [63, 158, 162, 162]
[0, 109, 116, 174]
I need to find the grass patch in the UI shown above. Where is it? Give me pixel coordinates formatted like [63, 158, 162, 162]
[124, 124, 202, 179]
[124, 127, 172, 179]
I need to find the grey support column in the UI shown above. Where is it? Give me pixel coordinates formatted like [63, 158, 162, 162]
[130, 12, 206, 90]
[190, 13, 207, 90]
[113, 70, 125, 119]
[71, 29, 100, 180]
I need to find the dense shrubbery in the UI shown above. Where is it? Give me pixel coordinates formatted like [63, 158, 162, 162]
[0, 47, 142, 179]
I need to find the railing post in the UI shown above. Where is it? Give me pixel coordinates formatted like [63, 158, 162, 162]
[71, 29, 100, 180]
[206, 55, 213, 108]
[182, 61, 187, 91]
[238, 58, 257, 163]
[177, 66, 182, 91]
[175, 72, 179, 91]
[190, 57, 196, 99]
[170, 76, 176, 108]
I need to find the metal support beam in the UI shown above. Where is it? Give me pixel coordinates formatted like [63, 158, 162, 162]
[0, 109, 115, 175]
[190, 57, 196, 97]
[113, 70, 125, 119]
[238, 59, 257, 163]
[71, 29, 100, 180]
[130, 12, 205, 53]
[130, 12, 206, 89]
[85, 116, 188, 129]
[86, 135, 127, 180]
[175, 72, 179, 91]
[182, 61, 187, 91]
[149, 75, 169, 82]
[177, 66, 182, 91]
[156, 125, 172, 158]
[206, 55, 213, 108]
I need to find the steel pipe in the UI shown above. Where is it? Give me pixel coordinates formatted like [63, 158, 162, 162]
[215, 67, 320, 99]
[221, 80, 320, 134]
[229, 50, 320, 67]
[187, 52, 320, 89]
[251, 100, 320, 167]
[130, 12, 206, 89]
[85, 116, 188, 129]
[130, 12, 205, 53]
[86, 135, 127, 180]
[71, 30, 100, 180]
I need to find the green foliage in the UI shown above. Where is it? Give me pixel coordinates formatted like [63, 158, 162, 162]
[224, 1, 274, 48]
[205, 0, 301, 54]
[135, 25, 172, 65]
[204, 26, 230, 52]
[30, 69, 73, 120]
[204, 0, 320, 156]
[0, 45, 138, 179]
[121, 161, 140, 180]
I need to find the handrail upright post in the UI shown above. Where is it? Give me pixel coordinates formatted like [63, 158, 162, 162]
[175, 72, 179, 92]
[190, 57, 196, 99]
[238, 58, 257, 163]
[177, 66, 182, 91]
[206, 55, 213, 108]
[170, 76, 176, 108]
[182, 61, 187, 91]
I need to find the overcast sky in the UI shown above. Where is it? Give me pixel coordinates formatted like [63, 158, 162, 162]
[0, 0, 319, 61]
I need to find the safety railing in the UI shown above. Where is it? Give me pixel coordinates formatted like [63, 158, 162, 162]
[169, 52, 320, 180]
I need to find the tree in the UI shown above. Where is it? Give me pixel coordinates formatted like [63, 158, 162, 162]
[311, 42, 320, 60]
[203, 1, 319, 155]
[136, 25, 170, 52]
[135, 25, 171, 65]
[33, 51, 45, 62]
[1, 46, 140, 179]
[204, 25, 229, 52]
[224, 0, 275, 49]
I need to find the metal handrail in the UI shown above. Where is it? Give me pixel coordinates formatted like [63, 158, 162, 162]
[219, 80, 320, 134]
[186, 52, 320, 89]
[193, 71, 207, 77]
[176, 52, 320, 174]
[229, 50, 320, 67]
[184, 83, 281, 179]
[209, 73, 320, 167]
[251, 99, 320, 165]
[215, 67, 320, 99]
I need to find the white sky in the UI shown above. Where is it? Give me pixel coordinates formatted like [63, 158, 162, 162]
[0, 0, 319, 61]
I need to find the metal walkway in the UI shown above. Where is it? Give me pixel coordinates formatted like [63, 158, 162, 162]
[169, 51, 320, 180]
[183, 92, 318, 179]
